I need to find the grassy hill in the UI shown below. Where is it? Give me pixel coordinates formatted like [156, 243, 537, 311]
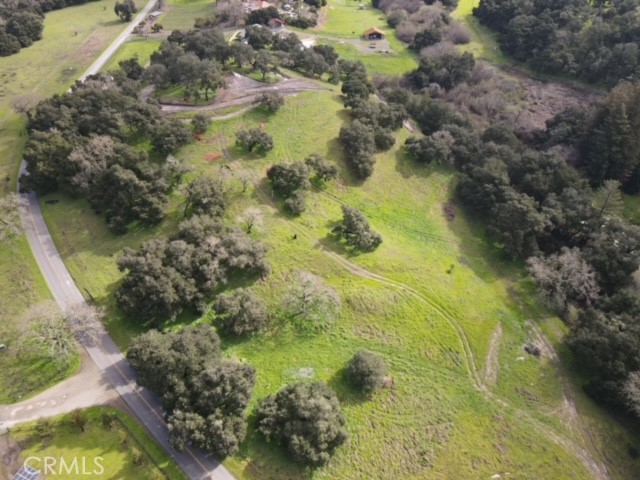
[33, 0, 640, 478]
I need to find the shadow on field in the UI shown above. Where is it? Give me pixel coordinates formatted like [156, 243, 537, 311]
[394, 146, 434, 179]
[328, 367, 370, 406]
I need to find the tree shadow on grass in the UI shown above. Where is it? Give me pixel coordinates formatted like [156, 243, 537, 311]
[327, 367, 370, 406]
[438, 177, 508, 285]
[325, 137, 370, 189]
[236, 413, 312, 480]
[394, 146, 435, 180]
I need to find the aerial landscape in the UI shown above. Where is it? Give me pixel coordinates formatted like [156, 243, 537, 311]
[2, 0, 640, 479]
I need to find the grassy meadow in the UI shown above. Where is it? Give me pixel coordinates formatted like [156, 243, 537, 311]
[9, 407, 187, 480]
[103, 38, 162, 71]
[32, 0, 640, 478]
[40, 88, 640, 478]
[0, 0, 144, 403]
[159, 0, 215, 30]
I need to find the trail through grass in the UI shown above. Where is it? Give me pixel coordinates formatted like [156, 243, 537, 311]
[34, 0, 640, 477]
[41, 90, 640, 478]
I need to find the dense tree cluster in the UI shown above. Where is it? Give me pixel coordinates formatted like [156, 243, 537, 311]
[266, 154, 337, 215]
[409, 49, 475, 91]
[20, 77, 192, 233]
[127, 325, 255, 458]
[474, 0, 640, 85]
[338, 60, 406, 180]
[0, 0, 102, 56]
[332, 205, 382, 252]
[346, 349, 389, 392]
[256, 382, 348, 465]
[578, 82, 640, 192]
[393, 85, 640, 418]
[116, 215, 270, 323]
[267, 162, 311, 215]
[183, 176, 226, 217]
[214, 288, 268, 336]
[147, 33, 227, 102]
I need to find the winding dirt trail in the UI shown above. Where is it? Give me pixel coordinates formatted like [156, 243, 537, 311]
[253, 184, 610, 480]
[483, 323, 503, 387]
[170, 90, 611, 479]
[161, 76, 331, 114]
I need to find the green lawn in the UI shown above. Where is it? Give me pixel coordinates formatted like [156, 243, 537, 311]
[40, 90, 640, 479]
[9, 407, 186, 480]
[452, 0, 509, 64]
[317, 0, 387, 39]
[159, 0, 214, 30]
[102, 38, 162, 71]
[0, 0, 144, 403]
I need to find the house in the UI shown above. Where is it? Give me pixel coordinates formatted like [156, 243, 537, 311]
[268, 17, 284, 29]
[363, 27, 385, 40]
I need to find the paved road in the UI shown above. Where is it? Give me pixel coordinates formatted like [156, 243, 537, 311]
[0, 349, 118, 430]
[78, 0, 158, 82]
[9, 4, 236, 480]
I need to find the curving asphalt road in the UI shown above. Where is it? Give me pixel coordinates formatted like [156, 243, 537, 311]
[9, 3, 236, 480]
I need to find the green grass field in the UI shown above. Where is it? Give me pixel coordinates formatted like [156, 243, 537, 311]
[159, 0, 214, 30]
[0, 0, 145, 403]
[452, 0, 509, 64]
[41, 90, 640, 479]
[9, 407, 186, 480]
[102, 38, 162, 71]
[317, 0, 386, 39]
[33, 0, 640, 478]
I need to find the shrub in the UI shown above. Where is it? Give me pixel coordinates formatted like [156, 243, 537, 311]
[346, 349, 389, 392]
[214, 288, 268, 336]
[256, 382, 348, 465]
[192, 114, 211, 134]
[284, 190, 307, 215]
[332, 205, 382, 252]
[101, 411, 115, 429]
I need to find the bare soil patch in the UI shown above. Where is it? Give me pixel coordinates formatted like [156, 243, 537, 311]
[507, 68, 603, 133]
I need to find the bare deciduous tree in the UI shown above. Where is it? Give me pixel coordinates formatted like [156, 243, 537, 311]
[22, 301, 74, 366]
[0, 193, 23, 242]
[527, 247, 600, 313]
[237, 207, 264, 234]
[65, 303, 106, 345]
[282, 272, 341, 330]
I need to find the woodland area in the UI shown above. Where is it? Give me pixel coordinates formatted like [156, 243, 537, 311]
[13, 0, 640, 471]
[474, 0, 640, 85]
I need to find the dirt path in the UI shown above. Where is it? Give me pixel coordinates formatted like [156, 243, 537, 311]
[254, 183, 609, 480]
[0, 349, 119, 431]
[529, 323, 610, 480]
[161, 75, 331, 114]
[184, 48, 611, 480]
[483, 323, 503, 387]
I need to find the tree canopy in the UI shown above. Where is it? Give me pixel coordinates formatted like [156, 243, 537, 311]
[127, 325, 255, 458]
[255, 382, 348, 465]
